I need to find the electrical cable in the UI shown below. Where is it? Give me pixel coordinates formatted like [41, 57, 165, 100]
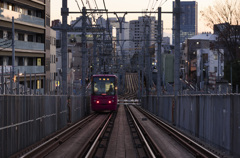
[75, 0, 82, 12]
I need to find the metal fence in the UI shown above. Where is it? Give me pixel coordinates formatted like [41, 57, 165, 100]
[0, 66, 85, 95]
[0, 95, 89, 158]
[141, 94, 240, 157]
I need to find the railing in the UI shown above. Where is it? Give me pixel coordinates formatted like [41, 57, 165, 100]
[0, 8, 44, 27]
[15, 66, 44, 74]
[0, 38, 44, 51]
[15, 40, 44, 51]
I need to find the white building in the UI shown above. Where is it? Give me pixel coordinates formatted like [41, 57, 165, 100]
[197, 48, 224, 87]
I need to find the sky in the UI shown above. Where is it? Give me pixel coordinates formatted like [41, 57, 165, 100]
[50, 0, 215, 37]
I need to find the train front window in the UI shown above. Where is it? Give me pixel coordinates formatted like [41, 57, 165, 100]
[93, 77, 115, 95]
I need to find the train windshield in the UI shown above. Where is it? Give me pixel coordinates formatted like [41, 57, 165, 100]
[92, 77, 115, 95]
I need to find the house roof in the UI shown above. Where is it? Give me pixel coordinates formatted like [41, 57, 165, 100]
[189, 33, 218, 41]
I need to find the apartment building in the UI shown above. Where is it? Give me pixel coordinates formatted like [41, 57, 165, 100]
[0, 0, 54, 93]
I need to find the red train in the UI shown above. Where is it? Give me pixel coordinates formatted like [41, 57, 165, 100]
[91, 74, 118, 111]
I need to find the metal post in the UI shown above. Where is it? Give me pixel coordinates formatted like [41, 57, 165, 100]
[173, 0, 181, 125]
[12, 17, 15, 79]
[157, 7, 162, 97]
[145, 19, 150, 96]
[17, 69, 19, 95]
[141, 30, 145, 96]
[174, 0, 180, 96]
[93, 34, 97, 74]
[24, 71, 26, 95]
[30, 73, 32, 95]
[1, 66, 3, 94]
[10, 67, 13, 94]
[34, 73, 36, 95]
[39, 76, 41, 95]
[81, 7, 87, 97]
[231, 63, 232, 92]
[61, 0, 69, 94]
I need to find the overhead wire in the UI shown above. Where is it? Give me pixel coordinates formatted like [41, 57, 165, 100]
[75, 0, 82, 12]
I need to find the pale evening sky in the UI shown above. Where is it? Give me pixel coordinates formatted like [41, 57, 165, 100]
[50, 0, 214, 36]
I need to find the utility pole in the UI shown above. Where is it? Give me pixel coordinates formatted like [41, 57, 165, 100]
[173, 0, 181, 125]
[157, 7, 162, 97]
[61, 0, 68, 94]
[82, 7, 87, 97]
[145, 18, 151, 96]
[93, 34, 97, 74]
[174, 0, 180, 96]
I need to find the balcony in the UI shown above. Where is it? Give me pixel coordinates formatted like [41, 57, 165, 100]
[15, 66, 44, 74]
[15, 40, 44, 51]
[0, 8, 44, 27]
[0, 66, 44, 75]
[0, 38, 44, 51]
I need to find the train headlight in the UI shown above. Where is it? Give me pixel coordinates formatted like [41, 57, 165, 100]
[96, 100, 100, 104]
[108, 101, 112, 104]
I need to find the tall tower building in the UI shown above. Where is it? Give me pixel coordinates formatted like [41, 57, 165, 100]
[0, 0, 52, 93]
[129, 16, 161, 54]
[172, 1, 198, 44]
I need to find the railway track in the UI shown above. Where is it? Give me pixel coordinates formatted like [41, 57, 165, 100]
[10, 73, 226, 158]
[122, 73, 223, 158]
[134, 106, 220, 158]
[11, 112, 116, 158]
[11, 113, 99, 158]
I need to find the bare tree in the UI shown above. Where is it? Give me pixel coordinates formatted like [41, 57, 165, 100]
[200, 0, 240, 28]
[201, 0, 240, 61]
[201, 0, 240, 92]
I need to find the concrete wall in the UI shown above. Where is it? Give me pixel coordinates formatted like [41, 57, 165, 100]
[141, 94, 240, 157]
[0, 95, 89, 158]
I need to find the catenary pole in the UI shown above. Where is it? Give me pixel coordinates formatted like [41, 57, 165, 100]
[157, 7, 162, 96]
[61, 0, 68, 94]
[173, 0, 181, 125]
[82, 7, 87, 96]
[174, 0, 180, 96]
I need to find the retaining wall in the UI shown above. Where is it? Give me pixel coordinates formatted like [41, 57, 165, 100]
[141, 94, 240, 157]
[0, 95, 88, 158]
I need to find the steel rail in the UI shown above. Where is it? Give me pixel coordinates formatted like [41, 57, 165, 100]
[126, 105, 156, 158]
[84, 113, 113, 158]
[136, 106, 220, 158]
[19, 113, 98, 158]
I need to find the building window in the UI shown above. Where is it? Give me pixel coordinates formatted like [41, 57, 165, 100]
[18, 57, 24, 66]
[214, 67, 217, 72]
[0, 30, 3, 38]
[18, 33, 24, 41]
[28, 58, 33, 66]
[28, 35, 33, 42]
[0, 57, 3, 65]
[28, 10, 32, 16]
[7, 31, 12, 40]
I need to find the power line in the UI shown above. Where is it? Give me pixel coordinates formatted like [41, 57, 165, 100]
[75, 0, 82, 12]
